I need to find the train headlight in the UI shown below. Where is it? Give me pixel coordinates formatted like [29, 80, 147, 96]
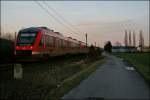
[30, 46, 33, 49]
[16, 46, 19, 49]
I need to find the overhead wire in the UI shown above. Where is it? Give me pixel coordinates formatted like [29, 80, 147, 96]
[34, 1, 82, 38]
[42, 1, 83, 36]
[43, 1, 92, 44]
[34, 1, 94, 45]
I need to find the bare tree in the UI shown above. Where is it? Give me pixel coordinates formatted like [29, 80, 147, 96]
[139, 30, 144, 52]
[124, 30, 128, 47]
[129, 30, 132, 46]
[133, 31, 136, 47]
[3, 33, 14, 41]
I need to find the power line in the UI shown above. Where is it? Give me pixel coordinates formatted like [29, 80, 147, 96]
[34, 1, 71, 33]
[43, 3, 92, 43]
[42, 1, 83, 36]
[42, 1, 82, 37]
[34, 1, 81, 38]
[34, 1, 92, 45]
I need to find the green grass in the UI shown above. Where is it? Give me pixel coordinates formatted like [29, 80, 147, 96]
[46, 57, 105, 100]
[116, 53, 150, 83]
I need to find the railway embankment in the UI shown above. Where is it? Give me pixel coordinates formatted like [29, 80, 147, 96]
[1, 47, 105, 100]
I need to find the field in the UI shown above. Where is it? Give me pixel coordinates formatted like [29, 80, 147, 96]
[0, 54, 105, 100]
[116, 53, 150, 83]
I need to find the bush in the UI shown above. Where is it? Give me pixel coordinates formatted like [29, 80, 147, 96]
[104, 41, 112, 53]
[88, 45, 102, 60]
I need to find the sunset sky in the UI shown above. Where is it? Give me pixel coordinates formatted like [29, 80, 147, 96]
[1, 1, 149, 47]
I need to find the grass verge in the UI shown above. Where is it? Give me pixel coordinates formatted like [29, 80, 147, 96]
[46, 57, 106, 100]
[1, 55, 105, 100]
[115, 53, 150, 84]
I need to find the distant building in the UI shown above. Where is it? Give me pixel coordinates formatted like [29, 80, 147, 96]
[112, 46, 137, 53]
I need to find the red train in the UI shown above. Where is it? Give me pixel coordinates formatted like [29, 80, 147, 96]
[15, 27, 88, 59]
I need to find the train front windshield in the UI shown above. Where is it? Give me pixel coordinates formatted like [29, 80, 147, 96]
[17, 32, 37, 46]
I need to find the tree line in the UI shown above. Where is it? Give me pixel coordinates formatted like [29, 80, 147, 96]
[124, 30, 145, 51]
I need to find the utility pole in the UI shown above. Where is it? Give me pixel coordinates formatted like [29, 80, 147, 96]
[85, 33, 87, 47]
[14, 32, 17, 51]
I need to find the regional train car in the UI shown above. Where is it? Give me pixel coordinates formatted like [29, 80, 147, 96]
[15, 27, 88, 59]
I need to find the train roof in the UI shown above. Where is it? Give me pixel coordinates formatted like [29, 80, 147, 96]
[54, 32, 63, 36]
[19, 27, 54, 33]
[18, 27, 84, 44]
[19, 27, 40, 33]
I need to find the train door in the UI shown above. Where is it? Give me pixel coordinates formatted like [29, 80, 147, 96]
[39, 35, 44, 48]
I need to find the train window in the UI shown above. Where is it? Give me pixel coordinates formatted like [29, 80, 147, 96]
[55, 38, 59, 48]
[39, 35, 44, 47]
[59, 39, 61, 48]
[47, 36, 50, 47]
[17, 32, 37, 46]
[53, 37, 56, 47]
[70, 42, 73, 48]
[72, 43, 75, 48]
[44, 35, 54, 48]
[60, 39, 62, 48]
[62, 40, 66, 48]
[68, 41, 70, 48]
[61, 39, 64, 48]
[47, 37, 50, 47]
[49, 36, 54, 47]
[63, 40, 66, 48]
[39, 39, 42, 47]
[44, 36, 47, 47]
[55, 38, 57, 48]
[45, 36, 49, 47]
[71, 42, 78, 48]
[65, 40, 67, 48]
[55, 38, 62, 48]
